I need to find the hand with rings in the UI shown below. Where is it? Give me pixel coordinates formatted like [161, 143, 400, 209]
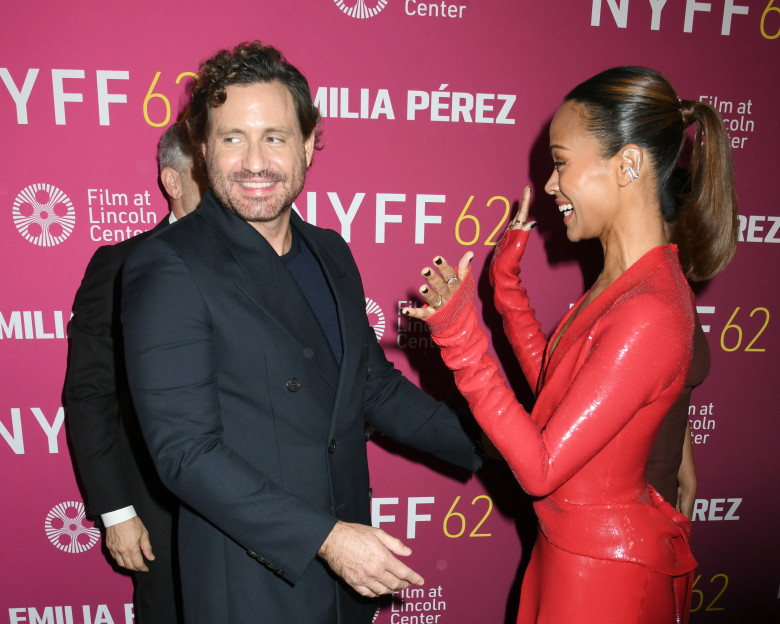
[507, 186, 537, 232]
[402, 252, 474, 320]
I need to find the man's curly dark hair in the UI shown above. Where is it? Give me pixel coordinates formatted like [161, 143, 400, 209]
[187, 41, 322, 154]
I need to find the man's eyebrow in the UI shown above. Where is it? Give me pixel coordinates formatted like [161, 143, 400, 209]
[214, 127, 246, 135]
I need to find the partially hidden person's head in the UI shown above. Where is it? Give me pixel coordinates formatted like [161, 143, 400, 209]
[157, 121, 206, 219]
[562, 66, 738, 281]
[186, 41, 322, 225]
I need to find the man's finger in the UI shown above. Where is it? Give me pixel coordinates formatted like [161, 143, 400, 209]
[374, 529, 412, 557]
[129, 548, 150, 572]
[373, 531, 424, 586]
[140, 532, 155, 562]
[383, 556, 424, 587]
[112, 551, 127, 569]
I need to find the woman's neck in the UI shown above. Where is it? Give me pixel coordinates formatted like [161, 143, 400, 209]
[597, 196, 667, 291]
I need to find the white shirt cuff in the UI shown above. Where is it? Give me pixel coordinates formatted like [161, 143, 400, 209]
[101, 506, 137, 527]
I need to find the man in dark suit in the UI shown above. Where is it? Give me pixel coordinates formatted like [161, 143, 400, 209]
[121, 42, 482, 623]
[65, 122, 204, 623]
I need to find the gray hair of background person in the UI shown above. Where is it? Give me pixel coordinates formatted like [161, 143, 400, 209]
[157, 122, 197, 173]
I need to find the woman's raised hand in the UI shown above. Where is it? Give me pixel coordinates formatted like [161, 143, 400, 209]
[402, 252, 474, 320]
[401, 187, 535, 320]
[507, 186, 535, 231]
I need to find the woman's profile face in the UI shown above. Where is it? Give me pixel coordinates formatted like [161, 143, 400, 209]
[544, 101, 619, 242]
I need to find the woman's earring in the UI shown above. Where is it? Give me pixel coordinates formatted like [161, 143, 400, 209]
[623, 148, 641, 182]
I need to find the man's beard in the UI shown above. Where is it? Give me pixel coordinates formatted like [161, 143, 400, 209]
[206, 155, 307, 224]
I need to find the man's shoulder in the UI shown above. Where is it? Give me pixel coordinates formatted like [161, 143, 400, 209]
[134, 211, 207, 252]
[93, 218, 167, 260]
[117, 222, 164, 250]
[80, 226, 157, 282]
[123, 211, 226, 281]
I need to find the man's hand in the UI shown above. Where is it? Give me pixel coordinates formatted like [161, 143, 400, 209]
[105, 516, 154, 572]
[318, 521, 424, 597]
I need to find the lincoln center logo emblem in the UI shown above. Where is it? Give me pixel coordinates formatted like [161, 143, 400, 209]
[45, 501, 100, 554]
[365, 298, 386, 340]
[12, 183, 76, 247]
[333, 0, 389, 19]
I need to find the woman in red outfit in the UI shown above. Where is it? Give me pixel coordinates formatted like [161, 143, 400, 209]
[403, 67, 738, 623]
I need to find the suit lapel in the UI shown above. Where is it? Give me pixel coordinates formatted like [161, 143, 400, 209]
[291, 212, 368, 423]
[293, 216, 362, 363]
[200, 193, 340, 388]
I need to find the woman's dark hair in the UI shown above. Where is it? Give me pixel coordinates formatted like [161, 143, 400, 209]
[187, 41, 322, 155]
[565, 66, 738, 281]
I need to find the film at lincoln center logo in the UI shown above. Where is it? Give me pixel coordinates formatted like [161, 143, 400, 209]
[13, 183, 76, 246]
[366, 298, 386, 340]
[45, 501, 100, 554]
[333, 0, 389, 19]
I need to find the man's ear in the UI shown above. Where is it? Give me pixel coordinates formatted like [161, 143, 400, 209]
[618, 144, 643, 187]
[304, 133, 315, 168]
[160, 166, 183, 200]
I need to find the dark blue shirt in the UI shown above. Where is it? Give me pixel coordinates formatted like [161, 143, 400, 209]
[280, 232, 343, 364]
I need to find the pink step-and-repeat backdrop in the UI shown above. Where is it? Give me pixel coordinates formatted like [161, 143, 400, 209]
[2, 1, 778, 622]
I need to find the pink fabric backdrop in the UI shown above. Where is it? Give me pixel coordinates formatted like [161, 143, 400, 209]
[2, 1, 778, 621]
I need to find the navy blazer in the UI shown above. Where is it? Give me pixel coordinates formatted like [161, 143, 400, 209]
[122, 191, 480, 623]
[66, 217, 182, 621]
[66, 217, 170, 518]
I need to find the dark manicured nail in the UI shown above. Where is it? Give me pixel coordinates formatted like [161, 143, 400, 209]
[434, 257, 443, 265]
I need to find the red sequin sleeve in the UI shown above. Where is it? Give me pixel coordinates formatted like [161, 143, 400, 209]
[489, 229, 547, 393]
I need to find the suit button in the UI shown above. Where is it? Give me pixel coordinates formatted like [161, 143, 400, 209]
[286, 377, 301, 392]
[328, 439, 337, 453]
